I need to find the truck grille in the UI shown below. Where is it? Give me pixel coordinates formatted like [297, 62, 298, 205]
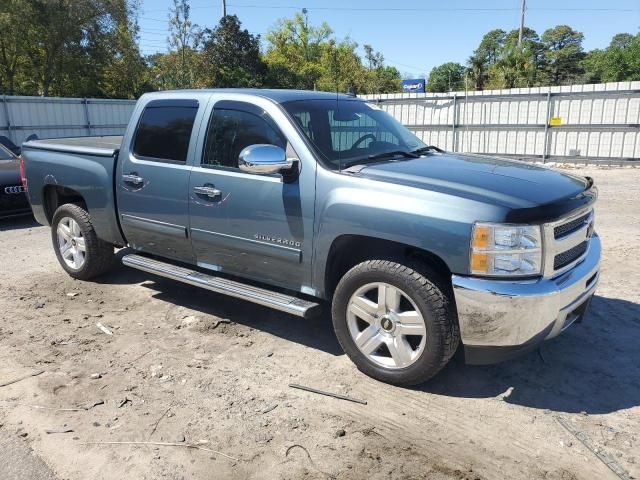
[544, 208, 595, 276]
[554, 241, 588, 270]
[554, 212, 590, 239]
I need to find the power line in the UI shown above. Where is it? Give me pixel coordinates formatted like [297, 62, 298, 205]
[138, 27, 171, 33]
[384, 58, 429, 72]
[140, 17, 169, 23]
[226, 4, 633, 12]
[140, 5, 637, 16]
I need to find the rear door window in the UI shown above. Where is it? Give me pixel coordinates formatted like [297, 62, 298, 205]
[132, 101, 198, 163]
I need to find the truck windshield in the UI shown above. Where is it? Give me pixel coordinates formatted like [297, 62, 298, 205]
[282, 99, 427, 169]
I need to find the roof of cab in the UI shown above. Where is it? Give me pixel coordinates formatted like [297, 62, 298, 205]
[144, 88, 359, 104]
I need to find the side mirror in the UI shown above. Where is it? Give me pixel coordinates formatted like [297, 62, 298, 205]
[238, 144, 293, 175]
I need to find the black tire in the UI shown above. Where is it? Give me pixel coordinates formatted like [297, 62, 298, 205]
[331, 259, 459, 386]
[51, 203, 114, 280]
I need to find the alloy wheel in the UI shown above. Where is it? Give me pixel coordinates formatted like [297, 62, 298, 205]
[346, 282, 427, 369]
[57, 217, 86, 270]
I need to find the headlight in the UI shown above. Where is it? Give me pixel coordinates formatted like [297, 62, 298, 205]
[470, 223, 542, 277]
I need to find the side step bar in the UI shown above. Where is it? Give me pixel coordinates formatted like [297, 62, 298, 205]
[122, 254, 321, 318]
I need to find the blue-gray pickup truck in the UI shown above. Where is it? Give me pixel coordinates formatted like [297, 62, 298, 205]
[20, 89, 600, 385]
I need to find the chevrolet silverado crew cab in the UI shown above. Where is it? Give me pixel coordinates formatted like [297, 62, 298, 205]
[20, 89, 600, 386]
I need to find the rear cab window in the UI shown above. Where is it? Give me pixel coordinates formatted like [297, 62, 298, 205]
[132, 99, 199, 163]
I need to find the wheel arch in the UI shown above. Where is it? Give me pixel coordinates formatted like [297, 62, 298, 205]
[322, 234, 452, 300]
[43, 185, 87, 225]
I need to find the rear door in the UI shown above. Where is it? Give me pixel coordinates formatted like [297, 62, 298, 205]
[116, 97, 206, 262]
[188, 97, 317, 292]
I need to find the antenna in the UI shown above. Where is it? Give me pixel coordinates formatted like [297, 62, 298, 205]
[332, 42, 341, 171]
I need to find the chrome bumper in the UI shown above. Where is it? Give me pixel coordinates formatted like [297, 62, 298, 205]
[452, 234, 600, 363]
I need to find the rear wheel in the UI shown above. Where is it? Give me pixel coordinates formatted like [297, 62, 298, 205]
[331, 260, 459, 386]
[51, 204, 114, 280]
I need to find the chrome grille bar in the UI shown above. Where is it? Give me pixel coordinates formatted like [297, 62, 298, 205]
[542, 208, 594, 278]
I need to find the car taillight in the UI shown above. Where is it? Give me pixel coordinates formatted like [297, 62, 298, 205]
[19, 156, 27, 191]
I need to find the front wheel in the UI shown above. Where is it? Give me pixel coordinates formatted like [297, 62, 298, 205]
[331, 260, 459, 386]
[51, 203, 114, 280]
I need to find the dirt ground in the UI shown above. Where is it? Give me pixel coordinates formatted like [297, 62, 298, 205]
[0, 166, 638, 480]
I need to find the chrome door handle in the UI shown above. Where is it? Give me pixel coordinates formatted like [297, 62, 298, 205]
[193, 186, 222, 199]
[122, 173, 144, 186]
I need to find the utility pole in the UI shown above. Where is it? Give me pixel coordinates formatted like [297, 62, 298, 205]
[302, 8, 309, 61]
[221, 0, 226, 18]
[518, 0, 526, 46]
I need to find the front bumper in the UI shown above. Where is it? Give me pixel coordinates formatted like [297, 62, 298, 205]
[452, 234, 600, 365]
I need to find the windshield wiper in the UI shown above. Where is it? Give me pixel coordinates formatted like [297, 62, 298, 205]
[340, 150, 419, 170]
[367, 150, 419, 161]
[411, 145, 444, 155]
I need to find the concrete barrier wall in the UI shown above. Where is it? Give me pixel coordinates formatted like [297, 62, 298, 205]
[0, 95, 136, 145]
[361, 81, 640, 162]
[3, 85, 639, 162]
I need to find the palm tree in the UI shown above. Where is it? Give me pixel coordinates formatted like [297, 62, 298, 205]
[468, 53, 488, 90]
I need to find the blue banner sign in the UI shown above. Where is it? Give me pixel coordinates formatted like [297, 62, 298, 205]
[402, 79, 425, 93]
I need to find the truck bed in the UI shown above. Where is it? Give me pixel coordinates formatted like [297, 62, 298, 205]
[21, 135, 125, 246]
[23, 136, 123, 157]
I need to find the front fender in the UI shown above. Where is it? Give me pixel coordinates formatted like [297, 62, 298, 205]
[312, 171, 505, 297]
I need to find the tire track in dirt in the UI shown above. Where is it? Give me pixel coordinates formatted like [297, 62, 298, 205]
[339, 380, 610, 479]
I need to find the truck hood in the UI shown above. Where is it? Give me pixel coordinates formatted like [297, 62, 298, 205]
[352, 153, 590, 209]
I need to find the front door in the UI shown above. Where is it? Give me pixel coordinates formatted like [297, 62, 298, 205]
[116, 98, 202, 262]
[188, 99, 315, 292]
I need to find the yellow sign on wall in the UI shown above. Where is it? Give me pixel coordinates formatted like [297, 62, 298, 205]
[549, 117, 563, 126]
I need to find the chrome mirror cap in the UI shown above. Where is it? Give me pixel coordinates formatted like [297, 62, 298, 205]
[238, 144, 292, 175]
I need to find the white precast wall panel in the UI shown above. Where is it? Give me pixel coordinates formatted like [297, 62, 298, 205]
[361, 81, 640, 162]
[2, 86, 638, 161]
[0, 95, 136, 145]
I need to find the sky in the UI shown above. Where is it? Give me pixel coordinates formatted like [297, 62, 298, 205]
[137, 0, 640, 77]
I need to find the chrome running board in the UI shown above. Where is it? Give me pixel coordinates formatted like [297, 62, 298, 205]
[122, 254, 321, 318]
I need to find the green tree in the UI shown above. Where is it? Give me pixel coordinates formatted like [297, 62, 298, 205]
[360, 44, 400, 94]
[480, 27, 545, 89]
[609, 33, 634, 49]
[0, 0, 147, 97]
[494, 43, 538, 88]
[99, 0, 149, 98]
[476, 29, 506, 64]
[166, 0, 200, 88]
[583, 32, 640, 83]
[467, 30, 506, 90]
[468, 53, 488, 90]
[507, 28, 544, 84]
[363, 44, 383, 70]
[263, 11, 332, 90]
[0, 0, 35, 94]
[201, 15, 264, 88]
[541, 25, 585, 85]
[28, 0, 104, 96]
[426, 62, 466, 92]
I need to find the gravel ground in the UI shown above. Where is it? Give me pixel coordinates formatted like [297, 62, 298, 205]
[0, 166, 638, 480]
